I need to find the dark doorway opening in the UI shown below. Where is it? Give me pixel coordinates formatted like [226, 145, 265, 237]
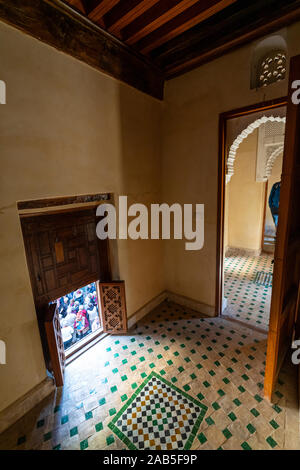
[52, 281, 103, 357]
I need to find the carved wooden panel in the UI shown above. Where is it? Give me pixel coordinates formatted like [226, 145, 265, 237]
[45, 303, 65, 386]
[98, 281, 128, 334]
[21, 208, 110, 306]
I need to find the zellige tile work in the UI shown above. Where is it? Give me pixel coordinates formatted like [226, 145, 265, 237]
[0, 301, 299, 450]
[223, 253, 274, 331]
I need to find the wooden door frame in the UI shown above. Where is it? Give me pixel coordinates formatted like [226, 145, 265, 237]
[215, 96, 288, 317]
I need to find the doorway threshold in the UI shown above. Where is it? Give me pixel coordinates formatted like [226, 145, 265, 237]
[221, 313, 268, 335]
[66, 331, 109, 366]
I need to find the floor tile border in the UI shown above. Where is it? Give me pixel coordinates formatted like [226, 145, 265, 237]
[108, 371, 207, 451]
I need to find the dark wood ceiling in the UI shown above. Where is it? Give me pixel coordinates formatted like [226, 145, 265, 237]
[65, 0, 300, 78]
[1, 0, 300, 99]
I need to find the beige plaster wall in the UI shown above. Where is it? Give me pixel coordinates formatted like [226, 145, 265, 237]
[227, 130, 265, 252]
[162, 22, 300, 310]
[0, 22, 163, 412]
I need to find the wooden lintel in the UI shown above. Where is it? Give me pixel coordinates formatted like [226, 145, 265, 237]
[0, 0, 164, 100]
[17, 192, 111, 211]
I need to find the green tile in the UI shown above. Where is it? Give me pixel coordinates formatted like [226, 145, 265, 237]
[205, 416, 215, 426]
[110, 385, 117, 393]
[85, 411, 93, 420]
[99, 397, 106, 406]
[247, 423, 256, 434]
[222, 428, 232, 440]
[121, 394, 128, 402]
[70, 427, 78, 437]
[212, 402, 220, 411]
[272, 404, 282, 414]
[266, 436, 277, 448]
[106, 435, 115, 446]
[197, 432, 207, 445]
[269, 419, 279, 430]
[44, 432, 52, 442]
[80, 439, 88, 450]
[250, 408, 260, 419]
[228, 412, 237, 422]
[233, 398, 241, 406]
[109, 408, 116, 416]
[254, 394, 263, 403]
[241, 442, 252, 450]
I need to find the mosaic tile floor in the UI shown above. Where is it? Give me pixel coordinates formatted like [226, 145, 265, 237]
[0, 301, 299, 451]
[223, 253, 274, 331]
[108, 371, 207, 450]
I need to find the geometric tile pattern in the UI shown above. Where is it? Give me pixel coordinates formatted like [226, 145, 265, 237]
[0, 300, 298, 451]
[108, 371, 207, 450]
[223, 253, 273, 331]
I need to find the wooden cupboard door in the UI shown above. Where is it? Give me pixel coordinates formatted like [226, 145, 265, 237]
[45, 303, 65, 387]
[264, 54, 300, 400]
[98, 281, 128, 334]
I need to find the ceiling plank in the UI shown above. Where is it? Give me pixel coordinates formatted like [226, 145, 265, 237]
[160, 1, 300, 79]
[104, 0, 160, 36]
[66, 0, 86, 14]
[0, 0, 164, 99]
[135, 0, 238, 54]
[123, 0, 200, 45]
[87, 0, 119, 22]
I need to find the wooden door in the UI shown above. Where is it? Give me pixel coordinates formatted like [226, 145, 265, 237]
[98, 281, 128, 334]
[21, 208, 110, 306]
[264, 54, 300, 400]
[45, 303, 65, 386]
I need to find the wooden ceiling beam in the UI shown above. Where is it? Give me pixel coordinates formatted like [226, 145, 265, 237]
[0, 0, 164, 99]
[104, 0, 160, 36]
[134, 0, 237, 54]
[87, 0, 119, 23]
[123, 0, 199, 45]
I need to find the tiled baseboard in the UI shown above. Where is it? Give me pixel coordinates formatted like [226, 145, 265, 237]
[165, 291, 214, 317]
[0, 377, 55, 434]
[226, 246, 261, 257]
[128, 290, 214, 330]
[127, 291, 168, 329]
